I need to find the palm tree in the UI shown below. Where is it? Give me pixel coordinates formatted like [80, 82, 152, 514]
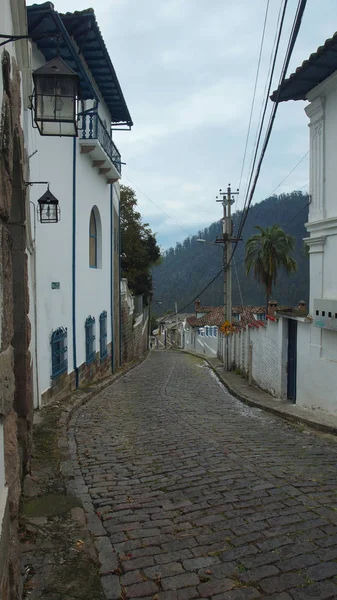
[245, 225, 297, 309]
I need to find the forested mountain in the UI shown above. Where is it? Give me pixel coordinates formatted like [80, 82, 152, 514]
[152, 191, 309, 315]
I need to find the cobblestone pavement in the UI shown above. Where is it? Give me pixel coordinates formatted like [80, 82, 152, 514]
[73, 351, 337, 600]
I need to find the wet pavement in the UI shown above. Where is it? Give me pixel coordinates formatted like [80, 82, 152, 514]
[72, 350, 337, 599]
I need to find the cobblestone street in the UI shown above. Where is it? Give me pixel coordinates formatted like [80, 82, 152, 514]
[72, 351, 337, 600]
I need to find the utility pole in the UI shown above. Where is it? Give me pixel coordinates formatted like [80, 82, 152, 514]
[216, 184, 239, 324]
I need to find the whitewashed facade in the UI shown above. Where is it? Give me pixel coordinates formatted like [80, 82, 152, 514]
[25, 3, 132, 407]
[272, 37, 337, 414]
[296, 76, 337, 413]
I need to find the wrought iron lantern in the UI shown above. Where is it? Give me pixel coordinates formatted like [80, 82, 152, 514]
[37, 186, 60, 223]
[32, 56, 79, 137]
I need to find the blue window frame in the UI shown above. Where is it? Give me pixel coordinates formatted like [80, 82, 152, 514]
[85, 315, 96, 363]
[51, 327, 68, 378]
[89, 209, 97, 268]
[213, 327, 218, 337]
[99, 310, 108, 360]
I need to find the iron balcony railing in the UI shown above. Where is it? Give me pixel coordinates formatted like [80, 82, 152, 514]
[81, 111, 122, 175]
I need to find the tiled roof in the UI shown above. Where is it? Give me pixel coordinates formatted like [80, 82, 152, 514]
[187, 306, 266, 329]
[27, 2, 133, 125]
[271, 31, 337, 102]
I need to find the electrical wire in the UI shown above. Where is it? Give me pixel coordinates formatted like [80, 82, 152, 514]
[237, 0, 288, 229]
[285, 200, 310, 227]
[124, 175, 194, 239]
[237, 0, 270, 194]
[229, 0, 307, 270]
[173, 0, 307, 316]
[233, 256, 244, 308]
[267, 151, 308, 197]
[238, 0, 285, 213]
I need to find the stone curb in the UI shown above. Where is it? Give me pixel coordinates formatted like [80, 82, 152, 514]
[58, 352, 150, 600]
[180, 349, 337, 437]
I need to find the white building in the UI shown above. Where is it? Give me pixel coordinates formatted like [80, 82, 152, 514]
[270, 34, 337, 413]
[25, 3, 133, 407]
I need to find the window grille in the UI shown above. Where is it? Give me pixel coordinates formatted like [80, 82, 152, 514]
[99, 310, 108, 360]
[51, 327, 68, 378]
[85, 315, 96, 363]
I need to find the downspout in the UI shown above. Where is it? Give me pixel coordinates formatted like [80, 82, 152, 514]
[72, 137, 79, 388]
[28, 199, 40, 408]
[110, 184, 114, 373]
[118, 196, 122, 366]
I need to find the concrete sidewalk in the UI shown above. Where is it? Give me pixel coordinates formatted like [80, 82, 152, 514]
[182, 349, 337, 436]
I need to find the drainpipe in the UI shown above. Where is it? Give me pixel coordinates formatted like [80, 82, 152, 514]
[72, 137, 79, 388]
[110, 184, 114, 373]
[118, 196, 122, 366]
[28, 199, 40, 408]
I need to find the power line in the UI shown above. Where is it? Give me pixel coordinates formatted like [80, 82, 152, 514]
[267, 151, 308, 197]
[174, 0, 307, 316]
[233, 256, 244, 308]
[285, 200, 310, 227]
[123, 175, 194, 239]
[230, 0, 307, 269]
[237, 0, 270, 193]
[239, 0, 282, 213]
[175, 268, 224, 314]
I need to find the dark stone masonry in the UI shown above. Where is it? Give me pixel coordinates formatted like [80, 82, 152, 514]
[69, 350, 337, 600]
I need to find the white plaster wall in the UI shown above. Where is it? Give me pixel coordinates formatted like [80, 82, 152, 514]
[250, 322, 282, 397]
[298, 75, 337, 414]
[194, 332, 218, 356]
[29, 133, 74, 395]
[27, 42, 117, 400]
[75, 151, 112, 367]
[297, 322, 337, 413]
[323, 85, 337, 219]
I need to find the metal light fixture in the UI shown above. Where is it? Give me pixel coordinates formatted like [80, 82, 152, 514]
[37, 186, 60, 223]
[32, 56, 79, 137]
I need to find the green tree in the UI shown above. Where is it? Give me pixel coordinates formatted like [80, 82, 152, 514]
[120, 185, 161, 301]
[245, 224, 297, 309]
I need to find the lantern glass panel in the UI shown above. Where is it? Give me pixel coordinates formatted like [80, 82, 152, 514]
[34, 67, 78, 136]
[39, 200, 59, 223]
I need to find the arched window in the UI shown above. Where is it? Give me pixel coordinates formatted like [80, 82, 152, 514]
[89, 206, 102, 268]
[89, 209, 97, 268]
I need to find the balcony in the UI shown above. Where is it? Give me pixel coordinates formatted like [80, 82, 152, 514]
[79, 112, 122, 182]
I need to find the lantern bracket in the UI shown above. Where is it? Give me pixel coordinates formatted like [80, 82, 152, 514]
[0, 34, 31, 48]
[24, 181, 50, 187]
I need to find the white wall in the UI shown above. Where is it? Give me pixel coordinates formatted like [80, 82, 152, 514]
[219, 319, 288, 399]
[183, 327, 218, 356]
[296, 72, 337, 414]
[27, 43, 118, 402]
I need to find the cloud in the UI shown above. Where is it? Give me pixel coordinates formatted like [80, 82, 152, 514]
[27, 0, 337, 249]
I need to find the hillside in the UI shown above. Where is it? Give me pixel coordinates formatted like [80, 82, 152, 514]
[152, 191, 309, 315]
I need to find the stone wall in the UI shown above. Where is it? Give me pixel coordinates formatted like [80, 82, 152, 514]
[121, 280, 148, 364]
[40, 342, 113, 406]
[0, 48, 32, 600]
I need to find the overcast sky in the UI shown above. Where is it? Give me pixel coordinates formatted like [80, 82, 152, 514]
[29, 0, 337, 249]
